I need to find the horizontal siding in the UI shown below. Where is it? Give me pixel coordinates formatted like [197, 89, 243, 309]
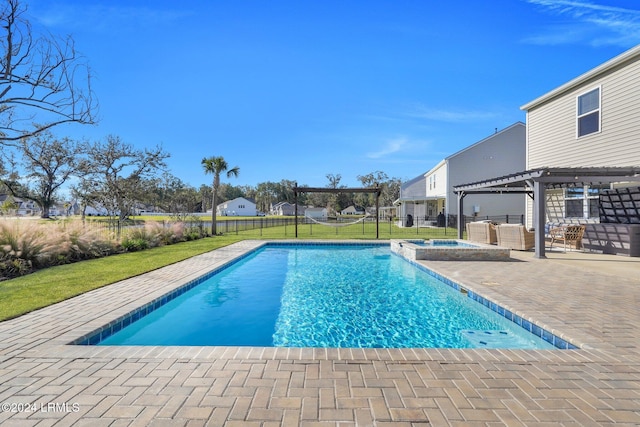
[402, 178, 426, 198]
[528, 59, 640, 168]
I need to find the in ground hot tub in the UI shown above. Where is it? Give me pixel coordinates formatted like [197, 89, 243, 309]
[391, 239, 510, 261]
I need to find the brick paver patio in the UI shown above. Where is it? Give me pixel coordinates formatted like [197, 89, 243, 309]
[0, 240, 639, 426]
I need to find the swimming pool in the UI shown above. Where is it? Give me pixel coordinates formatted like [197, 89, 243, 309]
[92, 243, 565, 349]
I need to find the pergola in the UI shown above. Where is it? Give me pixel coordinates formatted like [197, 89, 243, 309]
[453, 167, 640, 258]
[293, 186, 382, 238]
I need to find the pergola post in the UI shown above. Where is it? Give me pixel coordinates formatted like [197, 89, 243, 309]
[375, 186, 380, 239]
[533, 180, 546, 258]
[457, 191, 465, 239]
[294, 186, 298, 238]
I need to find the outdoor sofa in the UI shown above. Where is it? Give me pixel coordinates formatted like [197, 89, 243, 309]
[466, 221, 497, 244]
[496, 224, 535, 250]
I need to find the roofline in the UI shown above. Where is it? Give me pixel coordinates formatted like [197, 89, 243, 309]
[423, 159, 446, 177]
[453, 166, 640, 192]
[444, 121, 525, 161]
[521, 44, 640, 111]
[400, 172, 428, 187]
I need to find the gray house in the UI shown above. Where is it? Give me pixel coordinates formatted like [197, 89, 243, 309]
[522, 44, 640, 225]
[270, 202, 305, 216]
[445, 122, 526, 220]
[454, 46, 640, 257]
[397, 122, 526, 226]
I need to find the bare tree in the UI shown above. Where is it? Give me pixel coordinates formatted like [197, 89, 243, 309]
[84, 135, 169, 221]
[0, 0, 97, 144]
[3, 130, 84, 218]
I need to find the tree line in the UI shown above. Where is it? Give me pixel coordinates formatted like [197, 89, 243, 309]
[0, 130, 401, 220]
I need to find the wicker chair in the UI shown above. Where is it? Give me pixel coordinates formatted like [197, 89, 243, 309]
[466, 221, 497, 244]
[549, 225, 586, 251]
[496, 224, 535, 250]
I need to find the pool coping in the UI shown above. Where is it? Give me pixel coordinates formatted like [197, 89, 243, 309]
[69, 240, 576, 351]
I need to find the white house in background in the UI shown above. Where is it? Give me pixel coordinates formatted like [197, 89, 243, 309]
[424, 160, 447, 218]
[340, 205, 364, 215]
[84, 204, 109, 216]
[216, 197, 257, 216]
[304, 207, 328, 219]
[396, 122, 526, 226]
[521, 44, 640, 224]
[0, 195, 40, 216]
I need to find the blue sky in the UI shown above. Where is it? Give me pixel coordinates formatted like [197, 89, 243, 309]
[27, 0, 640, 188]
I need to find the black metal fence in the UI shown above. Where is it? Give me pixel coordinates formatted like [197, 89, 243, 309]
[83, 214, 526, 239]
[204, 214, 526, 238]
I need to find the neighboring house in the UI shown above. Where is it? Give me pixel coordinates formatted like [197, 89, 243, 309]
[394, 172, 428, 226]
[424, 160, 447, 218]
[445, 122, 526, 219]
[216, 197, 257, 216]
[48, 203, 67, 217]
[270, 202, 304, 216]
[304, 207, 328, 219]
[396, 122, 526, 226]
[521, 44, 640, 224]
[84, 204, 109, 216]
[340, 205, 364, 215]
[0, 195, 40, 216]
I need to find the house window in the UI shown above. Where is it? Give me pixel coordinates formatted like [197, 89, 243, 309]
[564, 188, 584, 218]
[577, 87, 600, 137]
[238, 204, 245, 209]
[564, 185, 604, 218]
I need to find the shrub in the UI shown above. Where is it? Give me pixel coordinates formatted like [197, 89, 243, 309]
[62, 221, 118, 260]
[123, 221, 187, 248]
[121, 237, 149, 252]
[0, 218, 204, 279]
[0, 257, 32, 279]
[0, 220, 46, 267]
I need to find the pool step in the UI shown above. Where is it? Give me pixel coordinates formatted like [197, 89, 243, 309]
[461, 330, 536, 349]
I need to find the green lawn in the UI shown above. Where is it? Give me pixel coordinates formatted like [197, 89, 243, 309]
[0, 222, 460, 321]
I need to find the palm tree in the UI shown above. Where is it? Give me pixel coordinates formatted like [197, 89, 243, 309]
[201, 156, 240, 235]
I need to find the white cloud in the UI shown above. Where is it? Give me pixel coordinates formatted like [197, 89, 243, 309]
[366, 137, 407, 159]
[524, 0, 640, 47]
[30, 2, 191, 33]
[406, 106, 499, 123]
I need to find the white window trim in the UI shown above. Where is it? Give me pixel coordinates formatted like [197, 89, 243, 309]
[576, 85, 602, 139]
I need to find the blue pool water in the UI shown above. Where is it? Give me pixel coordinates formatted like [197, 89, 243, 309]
[98, 244, 557, 349]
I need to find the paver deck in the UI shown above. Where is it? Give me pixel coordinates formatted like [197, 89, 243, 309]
[0, 240, 639, 426]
